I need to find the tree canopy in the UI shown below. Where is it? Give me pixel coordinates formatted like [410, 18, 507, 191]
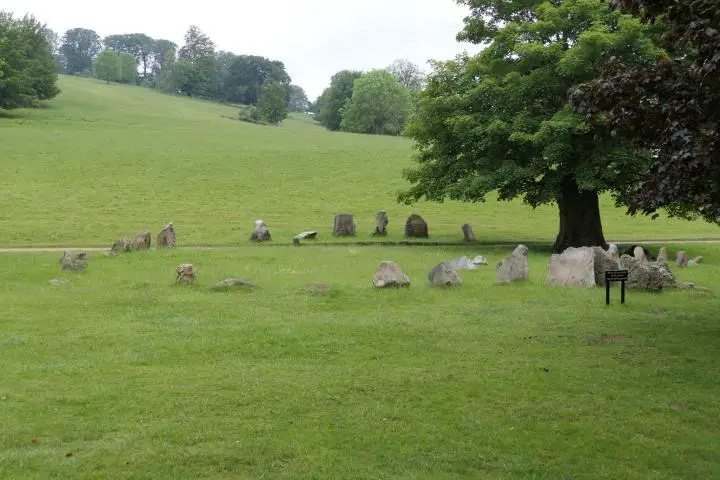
[60, 27, 102, 75]
[315, 70, 362, 131]
[387, 58, 426, 91]
[341, 69, 413, 135]
[257, 82, 289, 125]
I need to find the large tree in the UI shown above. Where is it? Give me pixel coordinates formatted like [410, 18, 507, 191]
[257, 81, 289, 125]
[316, 70, 362, 131]
[219, 55, 291, 105]
[570, 0, 720, 225]
[0, 12, 59, 109]
[400, 0, 662, 252]
[60, 28, 102, 75]
[387, 58, 426, 91]
[178, 25, 214, 62]
[104, 33, 154, 78]
[288, 85, 309, 112]
[341, 69, 413, 135]
[93, 50, 121, 83]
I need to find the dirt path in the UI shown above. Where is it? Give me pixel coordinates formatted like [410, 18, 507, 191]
[0, 239, 719, 254]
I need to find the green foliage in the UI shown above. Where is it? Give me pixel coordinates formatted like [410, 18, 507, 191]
[387, 58, 426, 90]
[288, 84, 308, 112]
[178, 25, 214, 62]
[316, 70, 362, 131]
[257, 81, 288, 125]
[104, 33, 154, 77]
[60, 27, 102, 75]
[219, 55, 291, 105]
[93, 50, 121, 83]
[0, 12, 59, 109]
[341, 69, 414, 136]
[118, 53, 137, 83]
[237, 104, 263, 124]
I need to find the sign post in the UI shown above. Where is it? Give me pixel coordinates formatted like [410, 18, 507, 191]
[605, 270, 629, 305]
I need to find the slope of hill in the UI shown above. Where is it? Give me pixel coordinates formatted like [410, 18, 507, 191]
[0, 75, 717, 247]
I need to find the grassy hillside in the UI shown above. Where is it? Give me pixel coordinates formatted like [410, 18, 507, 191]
[0, 75, 717, 247]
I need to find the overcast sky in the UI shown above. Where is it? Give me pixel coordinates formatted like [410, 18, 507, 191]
[5, 0, 480, 99]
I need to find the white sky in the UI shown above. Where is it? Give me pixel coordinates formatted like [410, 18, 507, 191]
[5, 0, 480, 99]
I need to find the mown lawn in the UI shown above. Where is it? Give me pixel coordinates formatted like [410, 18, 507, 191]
[1, 244, 718, 479]
[0, 75, 717, 248]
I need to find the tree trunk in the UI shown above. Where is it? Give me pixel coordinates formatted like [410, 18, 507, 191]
[552, 179, 608, 253]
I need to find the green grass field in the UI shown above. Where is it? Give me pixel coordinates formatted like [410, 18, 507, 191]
[2, 76, 719, 479]
[0, 75, 717, 248]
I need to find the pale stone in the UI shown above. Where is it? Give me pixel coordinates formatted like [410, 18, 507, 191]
[688, 256, 703, 266]
[449, 256, 478, 270]
[593, 247, 621, 286]
[621, 255, 676, 291]
[676, 250, 689, 267]
[372, 261, 410, 288]
[633, 246, 647, 263]
[175, 264, 196, 284]
[656, 247, 668, 264]
[547, 247, 596, 288]
[472, 255, 489, 266]
[333, 213, 356, 236]
[132, 230, 151, 250]
[606, 244, 620, 263]
[156, 222, 176, 248]
[293, 231, 318, 245]
[59, 250, 87, 271]
[428, 263, 463, 286]
[372, 211, 388, 236]
[111, 237, 132, 254]
[496, 245, 529, 282]
[250, 220, 272, 242]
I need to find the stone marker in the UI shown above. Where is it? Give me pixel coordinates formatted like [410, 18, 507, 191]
[621, 255, 676, 291]
[428, 262, 463, 286]
[250, 220, 272, 242]
[547, 247, 596, 287]
[496, 245, 529, 282]
[404, 214, 428, 238]
[372, 261, 410, 288]
[472, 255, 489, 266]
[449, 256, 478, 270]
[156, 222, 176, 248]
[606, 244, 620, 263]
[593, 247, 621, 286]
[212, 278, 257, 290]
[49, 279, 70, 286]
[293, 231, 318, 245]
[300, 283, 330, 294]
[333, 213, 356, 236]
[175, 264, 196, 284]
[60, 250, 87, 271]
[461, 223, 476, 242]
[373, 211, 388, 236]
[133, 230, 151, 250]
[633, 246, 648, 263]
[656, 247, 668, 264]
[688, 256, 703, 266]
[676, 250, 689, 267]
[624, 244, 652, 260]
[110, 237, 132, 254]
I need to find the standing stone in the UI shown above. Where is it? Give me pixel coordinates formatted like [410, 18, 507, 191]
[60, 250, 87, 271]
[111, 237, 132, 254]
[621, 255, 676, 291]
[372, 211, 388, 236]
[676, 250, 689, 267]
[633, 246, 648, 263]
[175, 264, 196, 284]
[449, 256, 477, 270]
[133, 230, 151, 250]
[250, 220, 272, 242]
[372, 261, 410, 288]
[593, 247, 621, 286]
[293, 231, 318, 245]
[606, 244, 620, 263]
[156, 222, 176, 248]
[428, 262, 463, 286]
[496, 245, 530, 282]
[547, 247, 596, 287]
[472, 255, 489, 266]
[461, 223, 476, 242]
[333, 213, 356, 236]
[404, 214, 429, 238]
[656, 247, 668, 264]
[688, 256, 703, 266]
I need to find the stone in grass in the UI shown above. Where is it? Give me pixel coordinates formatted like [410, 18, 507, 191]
[496, 245, 529, 282]
[333, 213, 356, 237]
[688, 256, 703, 267]
[156, 221, 176, 248]
[175, 264, 196, 284]
[59, 250, 87, 271]
[461, 223, 476, 242]
[404, 214, 428, 238]
[676, 250, 689, 267]
[300, 283, 330, 295]
[109, 237, 132, 255]
[211, 278, 257, 290]
[372, 211, 388, 237]
[372, 261, 410, 288]
[250, 220, 271, 242]
[656, 247, 668, 264]
[49, 279, 71, 286]
[547, 247, 595, 288]
[293, 231, 318, 245]
[132, 230, 151, 250]
[428, 262, 463, 286]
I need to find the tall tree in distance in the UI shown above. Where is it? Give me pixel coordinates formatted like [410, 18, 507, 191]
[257, 81, 289, 125]
[0, 12, 59, 109]
[119, 52, 137, 83]
[288, 85, 309, 112]
[341, 70, 413, 135]
[178, 25, 215, 62]
[93, 50, 121, 83]
[387, 58, 426, 91]
[316, 70, 362, 131]
[104, 33, 154, 78]
[401, 0, 663, 252]
[60, 28, 102, 75]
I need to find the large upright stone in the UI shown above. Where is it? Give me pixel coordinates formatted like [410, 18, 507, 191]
[156, 222, 176, 248]
[461, 223, 476, 242]
[333, 213, 356, 236]
[606, 244, 620, 263]
[133, 230, 151, 250]
[175, 264, 196, 284]
[372, 211, 388, 236]
[593, 247, 620, 286]
[60, 250, 87, 271]
[404, 214, 428, 238]
[656, 247, 668, 264]
[110, 237, 132, 254]
[633, 246, 648, 263]
[621, 255, 676, 291]
[547, 247, 596, 287]
[676, 250, 689, 267]
[372, 261, 410, 288]
[428, 262, 463, 286]
[250, 220, 272, 242]
[496, 245, 529, 282]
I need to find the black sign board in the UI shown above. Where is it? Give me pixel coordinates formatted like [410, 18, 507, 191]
[605, 269, 629, 305]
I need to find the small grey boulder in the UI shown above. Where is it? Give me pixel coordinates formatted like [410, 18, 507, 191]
[428, 262, 463, 286]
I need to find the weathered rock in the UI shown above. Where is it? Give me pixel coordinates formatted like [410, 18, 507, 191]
[593, 247, 621, 286]
[111, 237, 132, 254]
[156, 222, 176, 248]
[60, 250, 87, 271]
[621, 255, 676, 291]
[633, 246, 648, 263]
[449, 256, 478, 270]
[688, 256, 703, 266]
[472, 255, 489, 266]
[293, 231, 318, 245]
[372, 261, 410, 288]
[676, 250, 689, 267]
[300, 283, 330, 294]
[547, 247, 596, 288]
[607, 244, 620, 263]
[132, 230, 151, 250]
[624, 244, 652, 260]
[49, 278, 70, 286]
[250, 220, 272, 242]
[175, 264, 196, 284]
[372, 211, 388, 236]
[656, 247, 668, 264]
[211, 278, 257, 290]
[404, 214, 428, 238]
[333, 213, 356, 236]
[496, 245, 529, 282]
[75, 252, 88, 260]
[461, 223, 476, 242]
[428, 262, 463, 286]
